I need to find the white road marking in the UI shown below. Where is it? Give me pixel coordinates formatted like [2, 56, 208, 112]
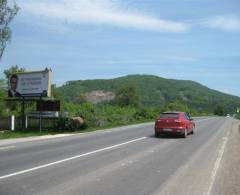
[0, 146, 16, 150]
[0, 137, 147, 181]
[206, 131, 230, 195]
[195, 117, 216, 123]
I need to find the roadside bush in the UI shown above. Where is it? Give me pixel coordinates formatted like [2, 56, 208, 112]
[54, 117, 72, 131]
[235, 113, 240, 120]
[54, 116, 86, 131]
[134, 107, 160, 121]
[214, 105, 225, 116]
[60, 102, 161, 130]
[165, 101, 190, 113]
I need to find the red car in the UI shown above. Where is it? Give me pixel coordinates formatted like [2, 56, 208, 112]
[155, 112, 195, 138]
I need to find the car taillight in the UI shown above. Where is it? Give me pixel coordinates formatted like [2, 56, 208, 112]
[174, 120, 184, 125]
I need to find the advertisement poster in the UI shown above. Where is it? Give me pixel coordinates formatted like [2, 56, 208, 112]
[8, 69, 52, 97]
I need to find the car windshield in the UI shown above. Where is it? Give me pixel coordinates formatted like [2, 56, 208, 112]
[160, 113, 179, 118]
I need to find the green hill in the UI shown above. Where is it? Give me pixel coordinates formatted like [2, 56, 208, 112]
[55, 74, 240, 113]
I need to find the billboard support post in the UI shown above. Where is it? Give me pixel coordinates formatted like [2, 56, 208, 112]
[39, 96, 42, 133]
[21, 97, 26, 130]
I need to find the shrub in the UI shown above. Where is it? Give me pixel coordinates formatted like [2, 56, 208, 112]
[115, 86, 139, 107]
[54, 117, 72, 131]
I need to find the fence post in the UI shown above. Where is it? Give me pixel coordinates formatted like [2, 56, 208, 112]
[11, 115, 15, 131]
[25, 115, 28, 129]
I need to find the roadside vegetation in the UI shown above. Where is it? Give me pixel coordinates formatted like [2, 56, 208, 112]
[235, 113, 240, 120]
[1, 66, 240, 139]
[0, 2, 239, 140]
[0, 0, 19, 60]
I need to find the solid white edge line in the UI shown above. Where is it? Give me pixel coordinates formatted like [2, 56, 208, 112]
[206, 131, 230, 195]
[0, 137, 147, 181]
[0, 146, 16, 150]
[195, 117, 216, 123]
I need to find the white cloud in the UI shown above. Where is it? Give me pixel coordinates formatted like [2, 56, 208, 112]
[20, 0, 188, 33]
[203, 15, 240, 32]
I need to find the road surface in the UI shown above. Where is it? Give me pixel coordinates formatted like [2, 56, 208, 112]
[0, 117, 239, 195]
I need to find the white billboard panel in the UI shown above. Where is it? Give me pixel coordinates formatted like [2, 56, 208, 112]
[8, 69, 52, 97]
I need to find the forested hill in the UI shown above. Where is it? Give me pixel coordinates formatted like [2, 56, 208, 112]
[55, 75, 240, 113]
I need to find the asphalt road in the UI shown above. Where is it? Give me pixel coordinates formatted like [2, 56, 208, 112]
[0, 117, 237, 195]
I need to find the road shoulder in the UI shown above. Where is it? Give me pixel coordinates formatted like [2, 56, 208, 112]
[212, 119, 240, 195]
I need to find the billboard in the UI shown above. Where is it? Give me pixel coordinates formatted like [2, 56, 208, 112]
[37, 100, 60, 111]
[8, 69, 52, 97]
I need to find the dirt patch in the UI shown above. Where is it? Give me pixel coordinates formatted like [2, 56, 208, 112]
[84, 90, 115, 104]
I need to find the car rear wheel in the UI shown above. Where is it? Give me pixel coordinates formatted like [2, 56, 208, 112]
[191, 125, 195, 134]
[155, 131, 160, 138]
[182, 128, 187, 138]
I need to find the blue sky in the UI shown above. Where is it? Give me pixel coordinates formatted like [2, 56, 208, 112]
[1, 0, 240, 96]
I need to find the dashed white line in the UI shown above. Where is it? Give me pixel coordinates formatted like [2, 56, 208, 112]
[0, 137, 147, 181]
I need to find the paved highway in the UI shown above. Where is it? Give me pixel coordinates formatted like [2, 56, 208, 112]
[0, 117, 238, 195]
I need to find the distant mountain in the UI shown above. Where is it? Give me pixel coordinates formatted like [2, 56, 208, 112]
[55, 74, 240, 113]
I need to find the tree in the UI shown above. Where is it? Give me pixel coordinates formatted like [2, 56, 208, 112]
[4, 65, 25, 79]
[165, 100, 190, 112]
[214, 105, 225, 116]
[0, 0, 19, 60]
[0, 79, 6, 115]
[115, 86, 139, 107]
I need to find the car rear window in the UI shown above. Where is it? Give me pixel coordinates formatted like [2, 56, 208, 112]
[160, 113, 179, 118]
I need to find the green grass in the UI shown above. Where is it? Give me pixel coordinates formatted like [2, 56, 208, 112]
[0, 131, 51, 139]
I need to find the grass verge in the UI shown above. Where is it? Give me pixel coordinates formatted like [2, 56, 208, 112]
[0, 119, 152, 140]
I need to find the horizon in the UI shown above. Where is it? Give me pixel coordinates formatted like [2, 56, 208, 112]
[1, 0, 239, 97]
